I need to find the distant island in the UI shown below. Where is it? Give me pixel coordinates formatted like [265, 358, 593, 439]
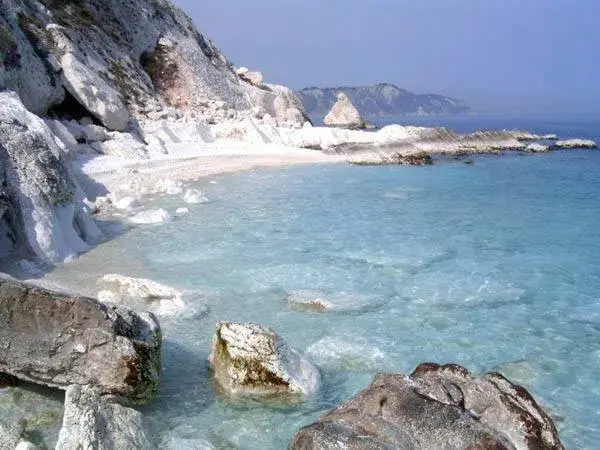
[297, 83, 470, 120]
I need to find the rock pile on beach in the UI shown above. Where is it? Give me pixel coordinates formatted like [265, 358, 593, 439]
[292, 363, 564, 449]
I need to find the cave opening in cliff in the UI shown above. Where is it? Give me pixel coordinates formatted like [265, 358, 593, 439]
[47, 90, 102, 126]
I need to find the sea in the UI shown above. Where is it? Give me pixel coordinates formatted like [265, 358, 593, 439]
[14, 114, 600, 448]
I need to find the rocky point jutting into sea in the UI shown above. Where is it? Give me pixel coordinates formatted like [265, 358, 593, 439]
[0, 0, 597, 448]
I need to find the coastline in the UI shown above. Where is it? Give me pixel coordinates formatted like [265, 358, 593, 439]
[76, 144, 343, 200]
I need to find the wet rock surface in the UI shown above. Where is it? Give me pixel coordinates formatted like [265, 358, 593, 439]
[0, 277, 162, 405]
[208, 322, 320, 400]
[291, 363, 563, 450]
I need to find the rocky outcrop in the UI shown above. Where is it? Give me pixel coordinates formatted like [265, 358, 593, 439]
[553, 139, 597, 149]
[348, 150, 433, 166]
[0, 277, 162, 404]
[208, 321, 320, 400]
[0, 91, 102, 262]
[298, 83, 470, 120]
[0, 0, 309, 126]
[291, 363, 563, 450]
[56, 384, 151, 450]
[323, 93, 366, 129]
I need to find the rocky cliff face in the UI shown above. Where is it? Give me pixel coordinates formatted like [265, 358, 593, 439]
[0, 0, 309, 263]
[298, 83, 470, 120]
[0, 0, 308, 127]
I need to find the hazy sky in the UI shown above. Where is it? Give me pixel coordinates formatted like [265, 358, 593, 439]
[174, 0, 600, 113]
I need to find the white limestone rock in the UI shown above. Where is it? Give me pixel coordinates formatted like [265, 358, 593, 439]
[56, 385, 151, 450]
[156, 179, 185, 195]
[0, 10, 64, 114]
[0, 420, 24, 450]
[554, 139, 597, 149]
[129, 208, 171, 224]
[60, 53, 129, 131]
[0, 91, 102, 263]
[240, 70, 264, 87]
[98, 274, 186, 317]
[526, 143, 550, 153]
[175, 207, 190, 216]
[15, 440, 39, 450]
[183, 189, 209, 204]
[208, 321, 321, 400]
[91, 132, 149, 159]
[114, 197, 141, 210]
[45, 119, 79, 155]
[81, 124, 110, 143]
[323, 93, 366, 129]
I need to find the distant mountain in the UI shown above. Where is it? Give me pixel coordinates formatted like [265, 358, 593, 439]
[297, 83, 470, 120]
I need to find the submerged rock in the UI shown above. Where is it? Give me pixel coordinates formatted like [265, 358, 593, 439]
[98, 273, 186, 317]
[323, 93, 366, 129]
[0, 277, 161, 404]
[183, 189, 209, 204]
[348, 150, 433, 166]
[291, 363, 563, 449]
[56, 385, 150, 450]
[129, 208, 171, 225]
[208, 322, 320, 400]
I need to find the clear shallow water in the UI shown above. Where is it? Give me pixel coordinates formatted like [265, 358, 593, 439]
[39, 117, 600, 449]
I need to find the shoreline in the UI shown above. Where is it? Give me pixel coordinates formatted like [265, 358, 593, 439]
[76, 144, 343, 200]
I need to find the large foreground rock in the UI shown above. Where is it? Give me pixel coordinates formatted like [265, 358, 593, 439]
[292, 363, 563, 449]
[56, 384, 151, 450]
[208, 322, 320, 400]
[323, 93, 366, 129]
[0, 277, 161, 404]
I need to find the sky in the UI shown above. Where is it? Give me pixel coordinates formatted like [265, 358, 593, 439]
[173, 0, 600, 114]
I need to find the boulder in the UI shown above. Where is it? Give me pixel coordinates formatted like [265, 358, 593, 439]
[56, 384, 151, 450]
[0, 277, 161, 405]
[323, 93, 366, 129]
[208, 322, 320, 400]
[291, 363, 563, 449]
[0, 91, 102, 263]
[60, 53, 129, 131]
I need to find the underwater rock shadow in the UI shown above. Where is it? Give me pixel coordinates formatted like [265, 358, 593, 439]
[140, 339, 216, 420]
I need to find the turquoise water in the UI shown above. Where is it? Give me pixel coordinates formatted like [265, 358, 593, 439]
[42, 117, 600, 448]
